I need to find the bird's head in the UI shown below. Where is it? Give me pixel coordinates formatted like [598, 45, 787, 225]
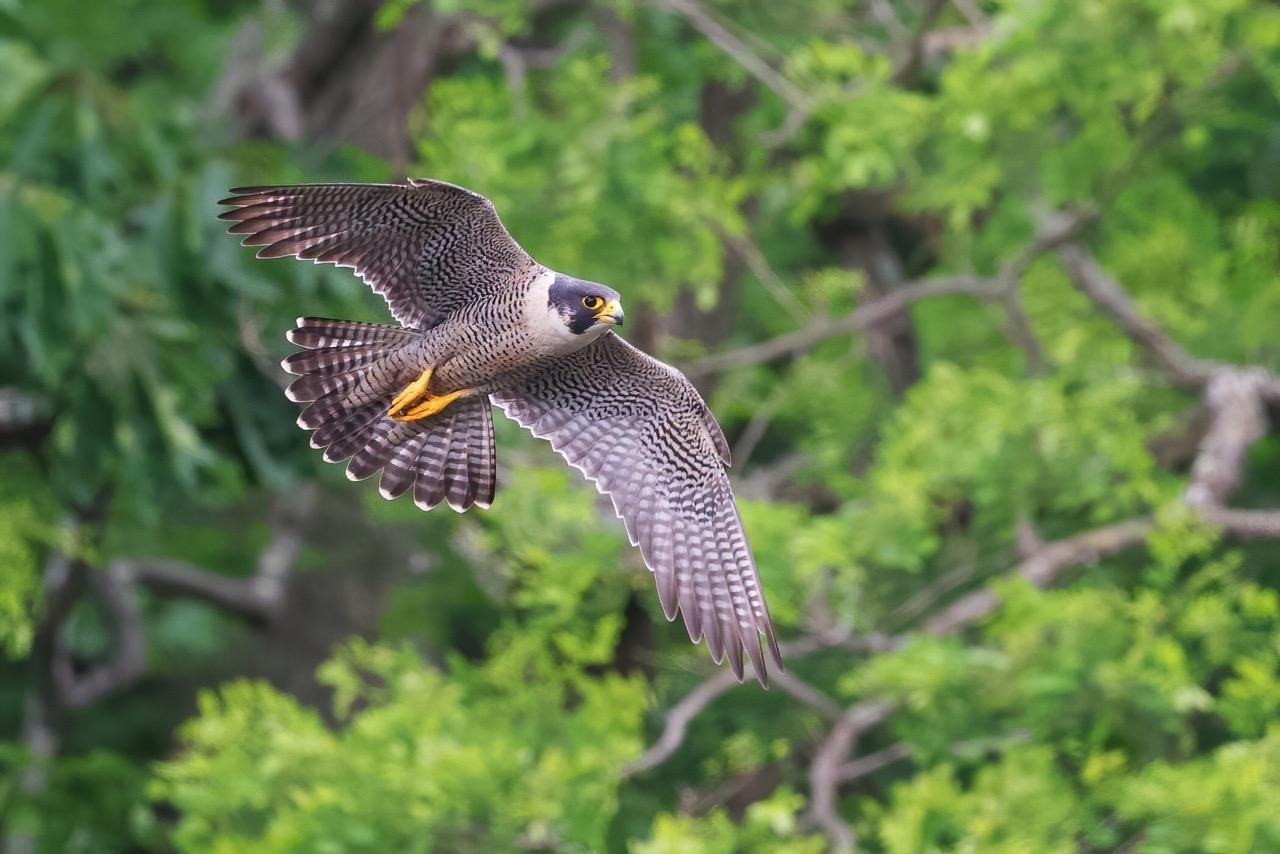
[549, 274, 625, 335]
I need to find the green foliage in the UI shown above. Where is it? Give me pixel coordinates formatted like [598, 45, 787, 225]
[155, 639, 645, 852]
[633, 790, 824, 854]
[0, 454, 57, 657]
[4, 0, 1280, 851]
[1, 742, 160, 852]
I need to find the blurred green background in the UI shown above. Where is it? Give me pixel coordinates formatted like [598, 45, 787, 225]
[4, 0, 1280, 851]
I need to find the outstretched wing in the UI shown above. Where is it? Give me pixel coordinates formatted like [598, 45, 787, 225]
[491, 333, 783, 685]
[219, 179, 534, 329]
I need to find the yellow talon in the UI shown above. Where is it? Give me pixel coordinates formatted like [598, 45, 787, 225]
[389, 367, 468, 422]
[389, 368, 433, 417]
[396, 389, 466, 422]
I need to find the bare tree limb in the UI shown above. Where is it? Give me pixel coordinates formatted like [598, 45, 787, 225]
[772, 670, 843, 720]
[950, 0, 989, 27]
[0, 387, 49, 432]
[55, 567, 147, 709]
[622, 630, 866, 778]
[868, 0, 908, 41]
[922, 517, 1155, 635]
[806, 698, 897, 851]
[498, 26, 591, 92]
[1199, 507, 1280, 539]
[1056, 240, 1224, 387]
[723, 232, 811, 324]
[834, 728, 1034, 786]
[652, 0, 812, 110]
[683, 275, 1003, 377]
[1184, 368, 1272, 508]
[884, 561, 977, 630]
[685, 211, 1091, 379]
[113, 485, 315, 622]
[8, 508, 99, 854]
[890, 0, 950, 83]
[623, 668, 741, 778]
[592, 5, 637, 81]
[835, 741, 913, 785]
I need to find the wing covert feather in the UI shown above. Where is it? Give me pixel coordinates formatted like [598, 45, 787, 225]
[219, 179, 533, 328]
[491, 333, 782, 685]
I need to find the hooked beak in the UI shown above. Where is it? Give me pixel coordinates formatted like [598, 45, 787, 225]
[594, 299, 625, 326]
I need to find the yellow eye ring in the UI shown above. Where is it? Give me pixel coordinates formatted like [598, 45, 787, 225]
[582, 295, 604, 310]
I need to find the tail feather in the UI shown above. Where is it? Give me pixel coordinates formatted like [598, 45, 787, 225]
[414, 423, 451, 510]
[283, 318, 497, 511]
[313, 401, 385, 454]
[287, 318, 416, 350]
[379, 433, 428, 500]
[345, 418, 402, 481]
[282, 345, 388, 378]
[286, 370, 365, 404]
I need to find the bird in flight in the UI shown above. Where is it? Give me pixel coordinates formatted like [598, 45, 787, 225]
[219, 178, 781, 685]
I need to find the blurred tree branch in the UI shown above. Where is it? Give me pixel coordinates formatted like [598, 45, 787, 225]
[650, 0, 812, 111]
[682, 274, 1002, 377]
[8, 486, 316, 853]
[112, 486, 315, 625]
[622, 628, 896, 778]
[685, 211, 1090, 378]
[1055, 240, 1226, 387]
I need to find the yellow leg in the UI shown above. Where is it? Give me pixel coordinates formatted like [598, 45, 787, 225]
[388, 368, 467, 422]
[396, 388, 466, 421]
[389, 367, 433, 417]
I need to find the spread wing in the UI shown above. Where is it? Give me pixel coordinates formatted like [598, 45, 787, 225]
[218, 178, 533, 329]
[491, 333, 783, 685]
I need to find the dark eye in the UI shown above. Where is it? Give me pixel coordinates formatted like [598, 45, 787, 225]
[582, 295, 604, 310]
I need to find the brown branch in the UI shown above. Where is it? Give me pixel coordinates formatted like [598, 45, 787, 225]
[683, 275, 1002, 377]
[1056, 240, 1224, 386]
[0, 387, 49, 432]
[950, 0, 988, 27]
[723, 232, 811, 324]
[834, 728, 1033, 786]
[622, 668, 740, 778]
[686, 211, 1091, 379]
[806, 698, 898, 851]
[622, 630, 862, 778]
[111, 557, 279, 622]
[591, 5, 636, 82]
[55, 568, 147, 709]
[772, 670, 843, 720]
[1148, 404, 1212, 470]
[1184, 368, 1272, 508]
[113, 486, 315, 622]
[996, 284, 1047, 375]
[922, 517, 1155, 634]
[834, 741, 913, 785]
[652, 0, 811, 110]
[497, 26, 591, 92]
[1199, 507, 1280, 539]
[884, 561, 977, 630]
[890, 0, 950, 83]
[9, 504, 103, 854]
[920, 24, 991, 58]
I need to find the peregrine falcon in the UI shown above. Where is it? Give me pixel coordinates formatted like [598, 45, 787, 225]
[219, 179, 782, 685]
